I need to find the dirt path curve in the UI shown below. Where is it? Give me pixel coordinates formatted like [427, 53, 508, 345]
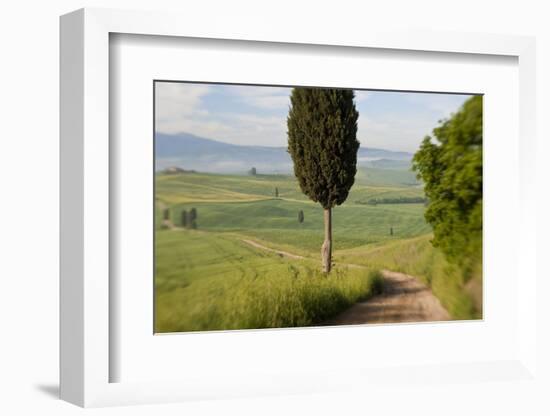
[241, 239, 305, 260]
[241, 238, 450, 324]
[324, 270, 451, 325]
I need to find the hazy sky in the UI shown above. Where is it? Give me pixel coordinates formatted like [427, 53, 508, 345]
[155, 82, 473, 153]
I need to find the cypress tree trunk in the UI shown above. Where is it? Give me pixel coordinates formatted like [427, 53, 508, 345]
[321, 208, 332, 273]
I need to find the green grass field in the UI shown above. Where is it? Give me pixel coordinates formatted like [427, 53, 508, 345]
[155, 167, 481, 332]
[155, 230, 383, 332]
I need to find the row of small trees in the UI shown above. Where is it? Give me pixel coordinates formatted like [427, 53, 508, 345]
[164, 206, 304, 228]
[181, 208, 198, 229]
[161, 207, 198, 229]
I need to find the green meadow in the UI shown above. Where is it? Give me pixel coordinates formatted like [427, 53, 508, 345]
[155, 167, 480, 333]
[155, 230, 385, 332]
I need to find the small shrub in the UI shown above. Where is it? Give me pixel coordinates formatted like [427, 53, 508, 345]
[189, 207, 197, 229]
[369, 270, 385, 296]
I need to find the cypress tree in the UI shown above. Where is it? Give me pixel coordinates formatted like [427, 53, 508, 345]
[298, 210, 304, 223]
[181, 209, 188, 228]
[189, 207, 197, 229]
[275, 187, 279, 198]
[163, 208, 170, 221]
[287, 87, 359, 272]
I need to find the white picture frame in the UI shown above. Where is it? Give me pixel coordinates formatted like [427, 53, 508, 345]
[60, 7, 538, 408]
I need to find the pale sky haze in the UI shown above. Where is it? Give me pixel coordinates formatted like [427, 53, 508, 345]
[155, 81, 474, 153]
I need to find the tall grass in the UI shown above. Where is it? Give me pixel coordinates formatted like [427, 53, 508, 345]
[155, 230, 383, 332]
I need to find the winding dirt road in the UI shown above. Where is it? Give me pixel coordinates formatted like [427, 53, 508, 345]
[324, 269, 450, 325]
[241, 238, 451, 325]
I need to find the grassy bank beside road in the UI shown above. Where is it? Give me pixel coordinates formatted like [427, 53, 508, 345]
[335, 235, 481, 319]
[155, 229, 383, 332]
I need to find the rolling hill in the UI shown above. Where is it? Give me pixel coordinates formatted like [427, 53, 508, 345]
[155, 132, 414, 174]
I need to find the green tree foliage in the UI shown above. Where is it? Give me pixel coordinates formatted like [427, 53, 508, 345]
[275, 187, 279, 198]
[249, 167, 257, 176]
[412, 96, 482, 278]
[287, 87, 359, 272]
[287, 88, 359, 209]
[163, 208, 170, 221]
[298, 210, 304, 223]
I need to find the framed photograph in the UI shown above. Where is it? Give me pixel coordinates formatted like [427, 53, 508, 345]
[152, 80, 480, 334]
[60, 8, 538, 407]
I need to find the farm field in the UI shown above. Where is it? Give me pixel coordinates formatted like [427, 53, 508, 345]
[155, 170, 430, 252]
[154, 167, 478, 333]
[155, 229, 383, 332]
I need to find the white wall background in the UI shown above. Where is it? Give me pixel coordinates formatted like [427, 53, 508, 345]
[0, 1, 548, 415]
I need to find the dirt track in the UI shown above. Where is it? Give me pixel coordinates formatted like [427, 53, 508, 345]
[241, 238, 451, 325]
[241, 239, 305, 260]
[324, 269, 451, 325]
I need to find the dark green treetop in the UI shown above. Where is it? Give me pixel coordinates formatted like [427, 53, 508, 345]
[287, 88, 360, 209]
[188, 207, 198, 229]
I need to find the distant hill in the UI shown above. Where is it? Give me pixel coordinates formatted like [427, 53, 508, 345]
[364, 158, 414, 170]
[357, 149, 412, 162]
[155, 132, 413, 174]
